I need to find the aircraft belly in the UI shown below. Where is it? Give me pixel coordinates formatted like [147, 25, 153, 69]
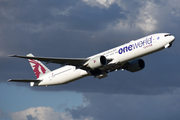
[39, 69, 88, 86]
[57, 69, 88, 84]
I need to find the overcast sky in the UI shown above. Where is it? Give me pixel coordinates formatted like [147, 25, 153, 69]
[1, 0, 180, 120]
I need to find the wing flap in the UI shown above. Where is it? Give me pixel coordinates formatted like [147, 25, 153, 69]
[8, 79, 42, 83]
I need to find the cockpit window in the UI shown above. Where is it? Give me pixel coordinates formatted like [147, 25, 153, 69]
[165, 34, 172, 37]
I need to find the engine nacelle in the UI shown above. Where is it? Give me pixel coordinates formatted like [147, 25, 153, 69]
[87, 55, 107, 69]
[126, 59, 145, 72]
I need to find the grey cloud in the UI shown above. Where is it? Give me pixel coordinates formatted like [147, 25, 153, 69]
[1, 106, 92, 120]
[64, 3, 127, 31]
[67, 92, 180, 120]
[1, 1, 180, 120]
[26, 115, 36, 120]
[0, 0, 180, 96]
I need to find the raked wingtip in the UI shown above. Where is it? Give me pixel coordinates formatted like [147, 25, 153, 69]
[7, 54, 17, 57]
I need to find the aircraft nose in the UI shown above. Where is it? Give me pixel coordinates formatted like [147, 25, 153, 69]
[172, 35, 175, 41]
[168, 35, 175, 48]
[167, 35, 175, 42]
[170, 35, 175, 43]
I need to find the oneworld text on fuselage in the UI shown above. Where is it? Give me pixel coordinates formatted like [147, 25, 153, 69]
[119, 36, 153, 54]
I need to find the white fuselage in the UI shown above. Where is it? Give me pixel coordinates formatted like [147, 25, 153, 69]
[37, 33, 175, 86]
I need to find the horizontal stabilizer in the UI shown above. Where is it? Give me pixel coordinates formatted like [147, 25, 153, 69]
[8, 79, 42, 83]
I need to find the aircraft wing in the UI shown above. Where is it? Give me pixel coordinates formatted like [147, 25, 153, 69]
[8, 79, 42, 82]
[9, 54, 89, 66]
[8, 54, 113, 70]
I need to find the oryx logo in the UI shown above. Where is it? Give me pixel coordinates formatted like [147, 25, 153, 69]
[29, 59, 46, 78]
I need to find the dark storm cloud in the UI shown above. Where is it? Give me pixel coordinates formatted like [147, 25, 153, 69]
[1, 0, 180, 120]
[0, 0, 127, 57]
[67, 93, 180, 120]
[0, 0, 76, 23]
[1, 0, 180, 95]
[64, 3, 127, 31]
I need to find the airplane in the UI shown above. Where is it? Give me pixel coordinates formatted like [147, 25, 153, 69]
[8, 33, 175, 87]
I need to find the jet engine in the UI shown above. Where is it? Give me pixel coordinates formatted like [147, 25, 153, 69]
[87, 55, 107, 69]
[126, 59, 145, 72]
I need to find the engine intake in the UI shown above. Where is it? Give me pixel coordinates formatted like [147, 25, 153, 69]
[126, 59, 145, 72]
[87, 55, 107, 69]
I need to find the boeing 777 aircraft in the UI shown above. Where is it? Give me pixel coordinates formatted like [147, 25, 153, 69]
[8, 33, 175, 86]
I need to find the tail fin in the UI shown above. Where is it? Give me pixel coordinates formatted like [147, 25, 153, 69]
[27, 53, 51, 78]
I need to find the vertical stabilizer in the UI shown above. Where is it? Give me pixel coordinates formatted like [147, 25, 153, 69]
[27, 53, 51, 78]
